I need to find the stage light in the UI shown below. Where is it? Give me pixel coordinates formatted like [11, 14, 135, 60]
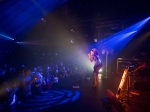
[16, 41, 37, 45]
[98, 17, 150, 60]
[16, 42, 26, 44]
[41, 18, 46, 23]
[0, 34, 14, 40]
[71, 39, 74, 43]
[99, 68, 102, 72]
[94, 38, 98, 42]
[87, 17, 150, 78]
[0, 0, 67, 40]
[116, 69, 128, 98]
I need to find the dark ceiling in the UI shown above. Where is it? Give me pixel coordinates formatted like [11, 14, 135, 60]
[57, 0, 150, 28]
[31, 0, 150, 42]
[0, 0, 150, 63]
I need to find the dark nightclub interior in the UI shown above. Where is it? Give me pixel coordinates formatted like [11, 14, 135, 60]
[0, 0, 150, 112]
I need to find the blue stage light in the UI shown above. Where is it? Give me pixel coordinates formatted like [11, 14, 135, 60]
[0, 0, 67, 40]
[16, 42, 23, 44]
[0, 34, 14, 40]
[98, 17, 150, 58]
[16, 41, 38, 45]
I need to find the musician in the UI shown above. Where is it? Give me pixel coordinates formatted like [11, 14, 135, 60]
[88, 48, 102, 87]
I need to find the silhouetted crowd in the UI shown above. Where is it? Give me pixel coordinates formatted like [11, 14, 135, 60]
[0, 61, 91, 107]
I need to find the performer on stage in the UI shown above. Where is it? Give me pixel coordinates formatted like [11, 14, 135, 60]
[88, 48, 102, 87]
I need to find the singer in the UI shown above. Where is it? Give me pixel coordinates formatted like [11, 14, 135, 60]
[88, 48, 102, 87]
